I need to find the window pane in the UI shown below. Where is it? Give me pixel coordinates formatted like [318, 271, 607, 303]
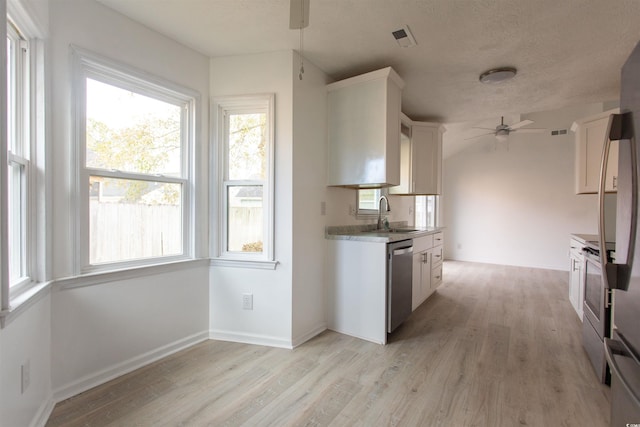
[227, 185, 263, 253]
[228, 113, 266, 180]
[85, 78, 182, 176]
[358, 189, 381, 211]
[89, 176, 182, 264]
[416, 195, 437, 228]
[8, 162, 25, 284]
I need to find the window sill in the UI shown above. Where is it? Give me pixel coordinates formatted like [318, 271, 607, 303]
[55, 258, 210, 290]
[209, 258, 279, 270]
[0, 280, 52, 328]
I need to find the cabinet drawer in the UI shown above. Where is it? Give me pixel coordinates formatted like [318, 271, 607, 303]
[432, 232, 444, 246]
[569, 238, 585, 260]
[431, 245, 443, 266]
[413, 234, 434, 253]
[432, 264, 443, 285]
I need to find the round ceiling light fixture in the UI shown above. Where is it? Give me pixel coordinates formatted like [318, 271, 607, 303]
[479, 67, 517, 84]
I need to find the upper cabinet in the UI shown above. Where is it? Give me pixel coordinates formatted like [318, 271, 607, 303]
[327, 67, 404, 188]
[389, 118, 445, 195]
[571, 109, 619, 194]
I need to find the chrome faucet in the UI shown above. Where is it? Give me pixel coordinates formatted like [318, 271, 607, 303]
[377, 195, 391, 230]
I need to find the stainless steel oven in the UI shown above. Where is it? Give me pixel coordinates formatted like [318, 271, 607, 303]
[582, 245, 613, 383]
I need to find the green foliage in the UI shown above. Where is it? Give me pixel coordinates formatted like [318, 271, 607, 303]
[228, 113, 267, 180]
[87, 116, 180, 204]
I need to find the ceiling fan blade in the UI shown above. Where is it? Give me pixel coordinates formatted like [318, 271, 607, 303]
[513, 128, 547, 134]
[508, 119, 534, 130]
[471, 127, 497, 131]
[464, 132, 494, 140]
[289, 0, 310, 29]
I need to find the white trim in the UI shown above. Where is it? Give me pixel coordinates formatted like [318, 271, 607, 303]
[209, 329, 293, 349]
[1, 3, 11, 312]
[52, 331, 209, 403]
[211, 94, 275, 263]
[292, 322, 327, 348]
[55, 258, 209, 290]
[7, 0, 48, 39]
[70, 46, 200, 274]
[29, 395, 55, 427]
[209, 257, 278, 270]
[0, 280, 50, 328]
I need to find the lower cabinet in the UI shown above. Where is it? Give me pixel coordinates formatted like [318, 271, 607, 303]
[569, 238, 585, 320]
[412, 232, 444, 311]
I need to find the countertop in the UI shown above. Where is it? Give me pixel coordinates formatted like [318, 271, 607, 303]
[571, 233, 615, 251]
[326, 222, 444, 243]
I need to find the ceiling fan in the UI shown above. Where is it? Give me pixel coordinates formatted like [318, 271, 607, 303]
[466, 116, 547, 142]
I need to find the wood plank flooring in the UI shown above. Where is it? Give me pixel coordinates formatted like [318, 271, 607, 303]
[46, 261, 611, 426]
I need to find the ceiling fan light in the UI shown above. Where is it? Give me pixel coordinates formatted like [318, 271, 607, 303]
[479, 67, 517, 84]
[495, 132, 509, 142]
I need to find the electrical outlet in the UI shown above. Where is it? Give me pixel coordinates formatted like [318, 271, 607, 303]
[320, 201, 326, 216]
[21, 359, 30, 394]
[242, 293, 253, 310]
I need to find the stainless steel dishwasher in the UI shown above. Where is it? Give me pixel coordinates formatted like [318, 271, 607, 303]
[387, 239, 413, 333]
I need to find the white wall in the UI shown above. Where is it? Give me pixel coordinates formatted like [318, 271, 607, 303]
[0, 294, 52, 427]
[48, 0, 210, 401]
[442, 102, 614, 270]
[209, 51, 295, 348]
[291, 52, 331, 345]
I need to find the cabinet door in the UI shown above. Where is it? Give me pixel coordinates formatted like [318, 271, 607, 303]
[574, 111, 618, 194]
[412, 125, 442, 195]
[412, 250, 432, 310]
[569, 254, 584, 320]
[327, 68, 403, 187]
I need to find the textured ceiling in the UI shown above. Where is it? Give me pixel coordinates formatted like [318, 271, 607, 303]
[96, 0, 640, 127]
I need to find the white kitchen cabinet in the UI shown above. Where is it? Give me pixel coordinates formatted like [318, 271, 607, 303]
[411, 231, 444, 310]
[571, 109, 619, 194]
[569, 238, 585, 321]
[412, 234, 433, 310]
[390, 120, 444, 195]
[326, 239, 388, 344]
[327, 67, 404, 188]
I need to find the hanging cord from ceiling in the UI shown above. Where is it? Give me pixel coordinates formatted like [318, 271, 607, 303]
[298, 0, 305, 80]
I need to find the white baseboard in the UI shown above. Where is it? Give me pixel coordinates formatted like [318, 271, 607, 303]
[210, 329, 293, 349]
[31, 394, 56, 427]
[292, 322, 327, 348]
[52, 330, 209, 403]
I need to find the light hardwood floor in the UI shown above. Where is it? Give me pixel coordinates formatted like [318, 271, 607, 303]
[47, 261, 611, 426]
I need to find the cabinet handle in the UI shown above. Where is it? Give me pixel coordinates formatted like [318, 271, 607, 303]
[613, 176, 617, 189]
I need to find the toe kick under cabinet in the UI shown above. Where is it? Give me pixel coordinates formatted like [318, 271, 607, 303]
[412, 231, 444, 310]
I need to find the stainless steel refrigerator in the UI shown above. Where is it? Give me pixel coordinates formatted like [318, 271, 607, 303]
[603, 39, 640, 426]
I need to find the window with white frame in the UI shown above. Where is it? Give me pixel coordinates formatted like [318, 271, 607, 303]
[213, 95, 275, 265]
[415, 195, 438, 228]
[73, 49, 196, 272]
[6, 19, 32, 293]
[356, 188, 382, 217]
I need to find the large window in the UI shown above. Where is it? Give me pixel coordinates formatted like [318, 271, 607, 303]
[212, 95, 275, 266]
[74, 49, 196, 272]
[6, 20, 32, 292]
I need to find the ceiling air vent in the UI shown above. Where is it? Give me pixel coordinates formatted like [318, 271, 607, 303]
[392, 25, 417, 48]
[551, 129, 568, 136]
